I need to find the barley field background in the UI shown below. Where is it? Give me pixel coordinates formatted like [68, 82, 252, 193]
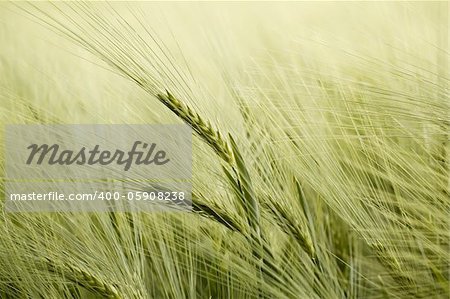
[0, 1, 449, 298]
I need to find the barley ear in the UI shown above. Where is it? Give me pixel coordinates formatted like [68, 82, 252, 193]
[228, 134, 261, 238]
[294, 177, 317, 259]
[192, 191, 243, 232]
[44, 257, 121, 299]
[156, 91, 233, 163]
